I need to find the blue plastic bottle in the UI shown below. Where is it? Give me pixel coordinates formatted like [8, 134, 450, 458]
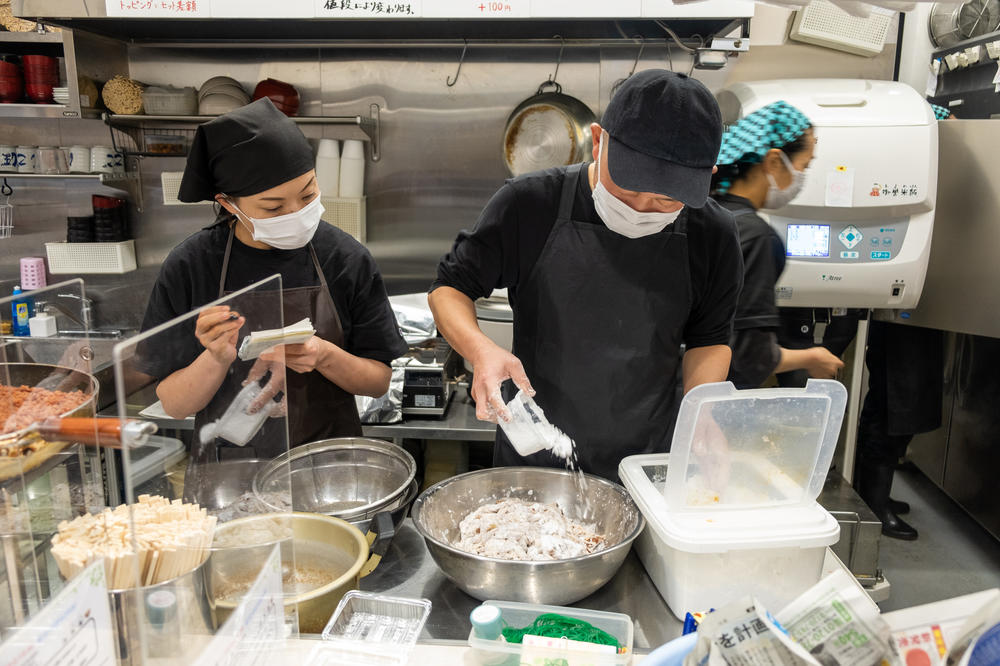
[11, 285, 31, 336]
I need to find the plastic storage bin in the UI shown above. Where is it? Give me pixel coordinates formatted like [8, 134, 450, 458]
[466, 600, 633, 666]
[617, 380, 846, 620]
[619, 453, 840, 620]
[45, 240, 137, 274]
[142, 86, 198, 115]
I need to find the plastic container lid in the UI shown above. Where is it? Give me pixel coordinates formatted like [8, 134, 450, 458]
[619, 453, 840, 553]
[664, 380, 847, 512]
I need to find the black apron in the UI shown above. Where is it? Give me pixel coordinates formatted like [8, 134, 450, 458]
[493, 163, 691, 480]
[185, 225, 362, 500]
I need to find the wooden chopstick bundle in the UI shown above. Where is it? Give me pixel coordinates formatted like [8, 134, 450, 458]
[51, 494, 217, 589]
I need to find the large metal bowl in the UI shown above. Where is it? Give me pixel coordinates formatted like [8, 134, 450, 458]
[0, 362, 98, 437]
[411, 467, 644, 605]
[253, 438, 416, 522]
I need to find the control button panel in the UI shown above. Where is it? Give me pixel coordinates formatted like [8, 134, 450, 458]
[838, 225, 862, 249]
[871, 251, 891, 260]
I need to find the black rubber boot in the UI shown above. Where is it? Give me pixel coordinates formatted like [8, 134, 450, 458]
[857, 464, 918, 540]
[888, 498, 911, 515]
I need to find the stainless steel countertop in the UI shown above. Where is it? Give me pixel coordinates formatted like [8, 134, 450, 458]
[362, 395, 497, 442]
[359, 519, 682, 649]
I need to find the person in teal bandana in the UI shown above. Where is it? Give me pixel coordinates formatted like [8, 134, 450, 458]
[711, 100, 844, 388]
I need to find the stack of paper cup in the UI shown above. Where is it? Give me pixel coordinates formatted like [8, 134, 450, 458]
[315, 139, 340, 198]
[339, 140, 365, 198]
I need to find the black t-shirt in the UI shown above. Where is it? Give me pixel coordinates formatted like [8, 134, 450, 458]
[431, 164, 743, 350]
[715, 193, 786, 388]
[139, 219, 407, 380]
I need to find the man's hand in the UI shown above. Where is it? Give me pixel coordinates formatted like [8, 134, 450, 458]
[691, 409, 731, 494]
[470, 343, 535, 423]
[804, 347, 844, 379]
[261, 336, 332, 374]
[195, 306, 245, 366]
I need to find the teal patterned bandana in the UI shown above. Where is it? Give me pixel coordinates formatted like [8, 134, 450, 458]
[930, 103, 951, 120]
[717, 100, 812, 166]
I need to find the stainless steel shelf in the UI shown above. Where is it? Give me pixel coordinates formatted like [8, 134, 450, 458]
[0, 173, 102, 179]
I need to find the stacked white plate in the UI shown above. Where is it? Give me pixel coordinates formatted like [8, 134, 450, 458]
[198, 75, 250, 115]
[53, 86, 69, 104]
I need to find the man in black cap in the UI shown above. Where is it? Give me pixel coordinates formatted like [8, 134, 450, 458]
[429, 70, 743, 480]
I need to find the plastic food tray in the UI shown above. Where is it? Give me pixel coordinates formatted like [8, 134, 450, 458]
[466, 600, 634, 666]
[322, 591, 431, 664]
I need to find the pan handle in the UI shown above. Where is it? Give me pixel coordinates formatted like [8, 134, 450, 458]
[359, 511, 395, 578]
[36, 417, 157, 449]
[536, 79, 562, 96]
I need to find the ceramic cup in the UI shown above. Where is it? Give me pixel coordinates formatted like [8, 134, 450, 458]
[0, 145, 15, 172]
[16, 145, 37, 173]
[90, 145, 114, 174]
[68, 145, 90, 174]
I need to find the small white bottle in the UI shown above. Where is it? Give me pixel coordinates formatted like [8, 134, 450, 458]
[339, 139, 365, 198]
[315, 139, 340, 198]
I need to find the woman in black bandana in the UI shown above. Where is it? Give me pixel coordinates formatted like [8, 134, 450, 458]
[138, 99, 406, 496]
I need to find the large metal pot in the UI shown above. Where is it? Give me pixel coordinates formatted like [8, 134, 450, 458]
[411, 467, 644, 605]
[209, 511, 391, 634]
[503, 80, 596, 177]
[253, 438, 416, 523]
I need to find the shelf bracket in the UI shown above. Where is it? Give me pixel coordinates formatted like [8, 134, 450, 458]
[100, 157, 144, 213]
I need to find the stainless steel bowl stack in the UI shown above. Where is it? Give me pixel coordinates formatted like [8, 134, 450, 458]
[253, 438, 417, 530]
[411, 467, 645, 605]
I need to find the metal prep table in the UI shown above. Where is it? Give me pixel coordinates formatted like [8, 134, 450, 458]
[361, 519, 869, 650]
[361, 394, 496, 443]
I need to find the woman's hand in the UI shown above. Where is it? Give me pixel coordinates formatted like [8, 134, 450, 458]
[195, 306, 245, 366]
[804, 347, 845, 379]
[260, 336, 333, 375]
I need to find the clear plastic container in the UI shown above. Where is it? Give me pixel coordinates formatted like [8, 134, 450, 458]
[664, 380, 847, 511]
[467, 600, 633, 666]
[321, 591, 432, 665]
[497, 391, 573, 458]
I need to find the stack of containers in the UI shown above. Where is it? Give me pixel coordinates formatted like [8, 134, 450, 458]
[619, 379, 846, 619]
[22, 55, 58, 104]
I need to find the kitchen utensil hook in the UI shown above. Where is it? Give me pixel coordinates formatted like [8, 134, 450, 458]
[446, 39, 469, 87]
[629, 36, 646, 77]
[1, 179, 11, 197]
[548, 35, 566, 85]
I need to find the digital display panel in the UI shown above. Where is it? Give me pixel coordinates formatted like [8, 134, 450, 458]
[786, 224, 831, 258]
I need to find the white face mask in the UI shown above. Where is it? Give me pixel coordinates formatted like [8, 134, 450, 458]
[592, 134, 683, 239]
[228, 193, 324, 250]
[763, 151, 806, 210]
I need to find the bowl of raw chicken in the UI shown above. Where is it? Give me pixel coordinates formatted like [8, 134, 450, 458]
[411, 466, 644, 604]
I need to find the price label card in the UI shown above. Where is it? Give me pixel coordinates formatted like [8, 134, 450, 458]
[0, 561, 116, 666]
[314, 0, 421, 17]
[531, 0, 641, 16]
[107, 0, 211, 17]
[193, 544, 284, 666]
[423, 0, 528, 17]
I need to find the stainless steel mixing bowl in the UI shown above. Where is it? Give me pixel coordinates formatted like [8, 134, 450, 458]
[253, 438, 416, 522]
[411, 466, 644, 605]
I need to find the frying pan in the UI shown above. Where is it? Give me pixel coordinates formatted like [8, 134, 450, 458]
[503, 80, 596, 177]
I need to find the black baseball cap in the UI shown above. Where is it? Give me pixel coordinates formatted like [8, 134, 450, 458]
[602, 69, 722, 208]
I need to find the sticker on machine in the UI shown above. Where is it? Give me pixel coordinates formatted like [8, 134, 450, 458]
[776, 287, 794, 300]
[826, 167, 854, 207]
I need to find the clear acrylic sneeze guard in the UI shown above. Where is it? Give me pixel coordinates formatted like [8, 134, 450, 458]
[112, 275, 293, 663]
[0, 278, 104, 633]
[664, 380, 848, 512]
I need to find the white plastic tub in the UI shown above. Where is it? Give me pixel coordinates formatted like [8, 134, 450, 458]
[620, 453, 840, 620]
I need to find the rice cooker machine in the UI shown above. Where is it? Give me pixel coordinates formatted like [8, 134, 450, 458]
[716, 79, 937, 310]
